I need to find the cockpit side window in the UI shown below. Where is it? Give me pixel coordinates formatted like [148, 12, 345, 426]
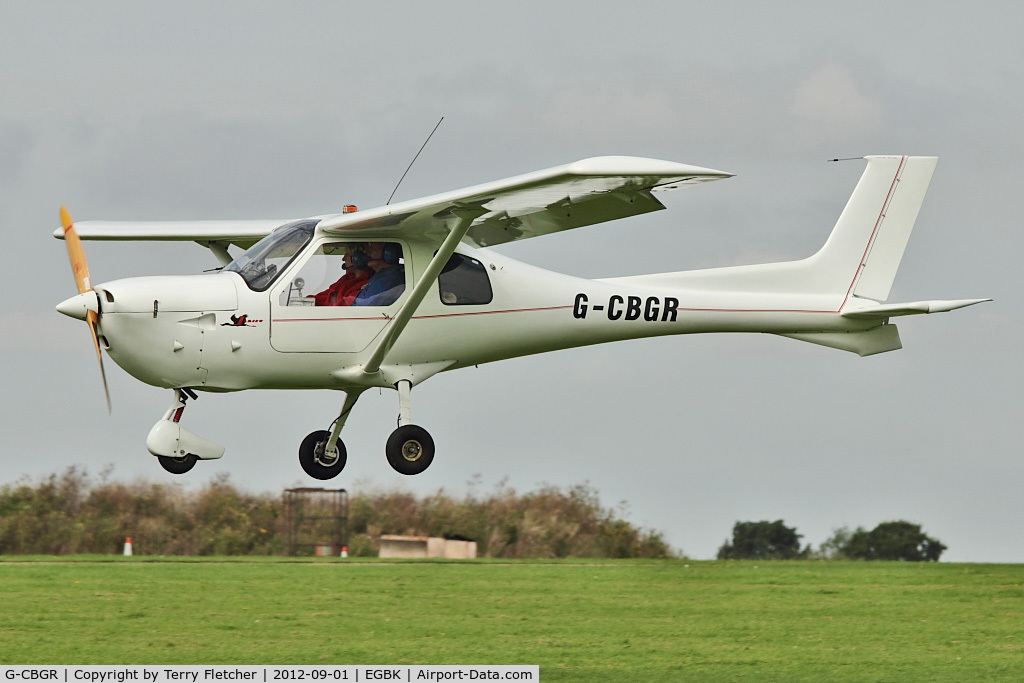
[281, 241, 407, 307]
[225, 220, 316, 291]
[437, 253, 493, 305]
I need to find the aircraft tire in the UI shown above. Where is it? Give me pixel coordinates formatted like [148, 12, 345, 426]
[157, 454, 198, 475]
[299, 430, 347, 480]
[386, 425, 434, 475]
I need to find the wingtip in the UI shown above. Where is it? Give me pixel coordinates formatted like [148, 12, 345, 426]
[568, 156, 733, 179]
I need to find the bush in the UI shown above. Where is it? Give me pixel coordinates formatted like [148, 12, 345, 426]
[815, 527, 854, 560]
[347, 482, 673, 559]
[0, 469, 281, 556]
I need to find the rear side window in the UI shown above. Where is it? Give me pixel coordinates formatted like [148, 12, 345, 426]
[438, 253, 492, 305]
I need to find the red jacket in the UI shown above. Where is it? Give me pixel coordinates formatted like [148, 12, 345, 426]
[312, 270, 371, 306]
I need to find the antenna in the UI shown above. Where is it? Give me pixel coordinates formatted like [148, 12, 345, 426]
[387, 116, 444, 206]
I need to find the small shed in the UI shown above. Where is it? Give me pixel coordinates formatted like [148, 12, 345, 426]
[379, 535, 478, 559]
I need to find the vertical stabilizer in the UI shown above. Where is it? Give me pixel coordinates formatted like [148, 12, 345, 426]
[810, 155, 937, 304]
[850, 156, 937, 301]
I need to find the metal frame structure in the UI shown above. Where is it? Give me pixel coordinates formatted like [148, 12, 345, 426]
[282, 487, 349, 557]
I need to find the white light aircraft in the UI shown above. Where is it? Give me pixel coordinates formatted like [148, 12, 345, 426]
[55, 154, 988, 479]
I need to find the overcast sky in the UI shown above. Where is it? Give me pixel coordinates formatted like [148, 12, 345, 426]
[2, 2, 1020, 561]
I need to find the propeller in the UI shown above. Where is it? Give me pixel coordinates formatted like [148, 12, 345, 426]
[59, 206, 112, 412]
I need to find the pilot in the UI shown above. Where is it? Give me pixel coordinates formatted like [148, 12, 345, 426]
[353, 242, 405, 306]
[311, 243, 371, 306]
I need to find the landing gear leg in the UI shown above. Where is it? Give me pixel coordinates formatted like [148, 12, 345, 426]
[386, 380, 435, 475]
[299, 389, 363, 480]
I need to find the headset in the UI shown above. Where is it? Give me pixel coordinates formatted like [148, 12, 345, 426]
[350, 249, 369, 269]
[383, 243, 403, 265]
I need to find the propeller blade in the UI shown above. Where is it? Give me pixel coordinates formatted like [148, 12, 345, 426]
[87, 310, 112, 413]
[61, 206, 111, 412]
[60, 206, 92, 294]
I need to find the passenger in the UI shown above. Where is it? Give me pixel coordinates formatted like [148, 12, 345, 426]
[311, 243, 371, 306]
[353, 242, 405, 306]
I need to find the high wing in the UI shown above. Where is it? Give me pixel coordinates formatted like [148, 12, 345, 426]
[52, 157, 730, 251]
[316, 156, 732, 247]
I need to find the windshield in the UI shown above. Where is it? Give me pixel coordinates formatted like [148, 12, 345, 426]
[224, 219, 316, 291]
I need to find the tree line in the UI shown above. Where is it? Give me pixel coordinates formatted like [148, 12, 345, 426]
[717, 519, 947, 561]
[0, 468, 670, 558]
[0, 469, 948, 561]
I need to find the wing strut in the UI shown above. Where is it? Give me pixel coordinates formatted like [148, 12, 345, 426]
[196, 240, 233, 266]
[362, 204, 488, 375]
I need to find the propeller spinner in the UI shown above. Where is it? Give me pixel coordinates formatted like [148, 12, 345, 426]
[57, 206, 112, 412]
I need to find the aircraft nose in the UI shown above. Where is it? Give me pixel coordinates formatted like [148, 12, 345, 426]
[56, 291, 99, 321]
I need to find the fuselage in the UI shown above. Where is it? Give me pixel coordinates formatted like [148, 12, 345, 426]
[91, 225, 871, 394]
[53, 155, 987, 479]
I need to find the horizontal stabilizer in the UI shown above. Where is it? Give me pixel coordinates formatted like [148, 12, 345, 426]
[842, 298, 991, 319]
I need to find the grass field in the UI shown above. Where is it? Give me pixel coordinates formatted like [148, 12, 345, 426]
[0, 558, 1021, 680]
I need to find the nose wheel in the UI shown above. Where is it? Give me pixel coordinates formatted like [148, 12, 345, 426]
[386, 424, 435, 475]
[147, 388, 224, 475]
[157, 454, 198, 474]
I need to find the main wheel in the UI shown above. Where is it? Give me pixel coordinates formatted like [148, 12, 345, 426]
[299, 429, 347, 480]
[157, 454, 198, 474]
[386, 424, 435, 475]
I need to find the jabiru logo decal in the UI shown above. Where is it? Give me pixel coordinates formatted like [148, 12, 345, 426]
[221, 314, 262, 327]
